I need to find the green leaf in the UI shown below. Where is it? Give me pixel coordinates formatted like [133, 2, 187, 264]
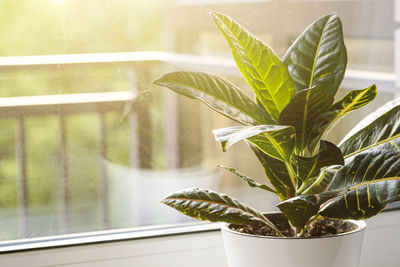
[211, 12, 296, 121]
[212, 125, 295, 162]
[279, 86, 334, 152]
[320, 177, 400, 220]
[278, 190, 340, 228]
[153, 71, 273, 125]
[161, 187, 282, 235]
[342, 97, 400, 141]
[319, 145, 400, 219]
[283, 13, 347, 95]
[293, 140, 344, 182]
[277, 197, 319, 229]
[329, 145, 400, 191]
[339, 97, 400, 158]
[309, 85, 377, 150]
[249, 144, 296, 200]
[218, 165, 276, 193]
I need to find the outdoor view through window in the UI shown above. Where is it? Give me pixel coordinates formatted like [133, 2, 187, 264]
[0, 0, 396, 242]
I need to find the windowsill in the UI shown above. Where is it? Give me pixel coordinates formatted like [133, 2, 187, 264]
[0, 204, 399, 255]
[0, 210, 398, 267]
[0, 222, 221, 254]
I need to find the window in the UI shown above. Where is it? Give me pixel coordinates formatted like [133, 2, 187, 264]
[0, 0, 397, 247]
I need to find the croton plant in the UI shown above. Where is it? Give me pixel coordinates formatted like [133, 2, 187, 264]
[153, 12, 400, 237]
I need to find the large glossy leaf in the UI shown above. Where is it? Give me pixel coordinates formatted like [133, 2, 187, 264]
[293, 140, 344, 182]
[309, 85, 377, 150]
[339, 97, 400, 157]
[211, 12, 296, 121]
[218, 165, 276, 193]
[288, 142, 400, 221]
[213, 125, 295, 162]
[278, 190, 340, 228]
[162, 187, 282, 235]
[283, 13, 347, 95]
[319, 177, 400, 219]
[153, 71, 273, 125]
[279, 86, 334, 152]
[329, 144, 400, 191]
[318, 144, 400, 219]
[277, 197, 319, 229]
[249, 144, 296, 200]
[285, 175, 400, 221]
[342, 97, 400, 141]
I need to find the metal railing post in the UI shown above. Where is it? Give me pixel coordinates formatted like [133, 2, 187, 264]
[15, 117, 28, 238]
[59, 114, 69, 233]
[98, 112, 109, 229]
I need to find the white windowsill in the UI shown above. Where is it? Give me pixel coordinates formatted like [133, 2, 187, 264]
[0, 222, 220, 253]
[0, 224, 226, 267]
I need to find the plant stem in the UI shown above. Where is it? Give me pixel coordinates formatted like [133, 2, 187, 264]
[301, 169, 328, 194]
[297, 228, 306, 238]
[296, 180, 308, 195]
[292, 226, 300, 237]
[297, 214, 321, 237]
[284, 161, 298, 194]
[274, 229, 285, 237]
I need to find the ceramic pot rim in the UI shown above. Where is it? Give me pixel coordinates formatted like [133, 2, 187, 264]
[221, 213, 366, 240]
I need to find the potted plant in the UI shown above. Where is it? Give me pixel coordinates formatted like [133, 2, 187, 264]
[154, 12, 400, 267]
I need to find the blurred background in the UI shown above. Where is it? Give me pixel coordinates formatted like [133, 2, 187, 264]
[0, 0, 396, 241]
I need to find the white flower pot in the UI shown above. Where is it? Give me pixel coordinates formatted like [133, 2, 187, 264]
[221, 213, 366, 267]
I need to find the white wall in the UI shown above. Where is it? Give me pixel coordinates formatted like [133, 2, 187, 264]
[360, 210, 400, 267]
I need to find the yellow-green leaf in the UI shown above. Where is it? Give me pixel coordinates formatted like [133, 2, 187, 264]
[309, 85, 377, 151]
[211, 12, 296, 122]
[162, 187, 282, 235]
[154, 71, 273, 125]
[213, 125, 295, 162]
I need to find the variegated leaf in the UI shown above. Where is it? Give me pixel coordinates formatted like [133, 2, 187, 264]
[316, 142, 400, 219]
[162, 187, 282, 235]
[277, 197, 319, 229]
[293, 140, 344, 182]
[218, 165, 276, 193]
[213, 125, 295, 162]
[320, 177, 400, 220]
[286, 142, 400, 221]
[329, 144, 400, 191]
[309, 85, 377, 151]
[278, 190, 341, 228]
[339, 97, 400, 158]
[279, 86, 334, 152]
[211, 12, 296, 121]
[249, 144, 296, 200]
[342, 97, 400, 141]
[153, 71, 273, 125]
[283, 13, 347, 95]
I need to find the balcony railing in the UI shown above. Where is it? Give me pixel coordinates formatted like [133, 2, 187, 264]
[0, 51, 396, 240]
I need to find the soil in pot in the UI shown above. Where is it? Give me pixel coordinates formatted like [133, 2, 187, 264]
[229, 213, 357, 237]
